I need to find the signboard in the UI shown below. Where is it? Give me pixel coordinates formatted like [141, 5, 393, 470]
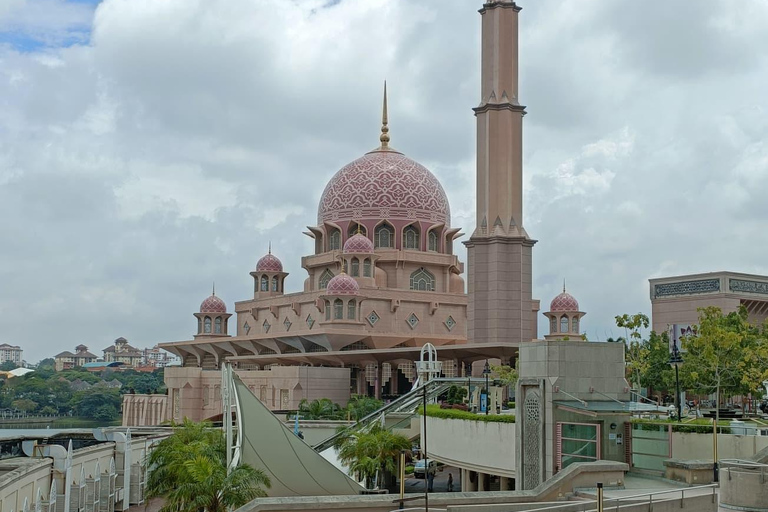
[480, 393, 487, 413]
[668, 324, 694, 355]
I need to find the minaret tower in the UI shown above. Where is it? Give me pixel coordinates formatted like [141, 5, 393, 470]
[466, 0, 536, 346]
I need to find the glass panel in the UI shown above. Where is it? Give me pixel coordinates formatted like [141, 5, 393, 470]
[334, 299, 343, 320]
[562, 439, 597, 458]
[347, 300, 356, 320]
[363, 259, 371, 277]
[351, 258, 359, 277]
[562, 423, 597, 440]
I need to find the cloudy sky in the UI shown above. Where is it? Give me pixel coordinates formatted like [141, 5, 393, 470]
[2, 0, 768, 362]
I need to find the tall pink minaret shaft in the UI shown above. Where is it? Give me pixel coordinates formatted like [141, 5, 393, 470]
[466, 0, 537, 347]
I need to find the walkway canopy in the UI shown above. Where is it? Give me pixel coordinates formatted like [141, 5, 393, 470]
[234, 375, 364, 497]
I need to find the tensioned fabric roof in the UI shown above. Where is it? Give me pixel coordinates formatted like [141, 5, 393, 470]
[234, 375, 364, 497]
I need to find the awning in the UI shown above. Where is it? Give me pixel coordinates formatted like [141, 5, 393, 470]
[234, 375, 365, 497]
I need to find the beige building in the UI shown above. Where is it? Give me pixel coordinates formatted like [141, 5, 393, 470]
[103, 337, 144, 367]
[54, 344, 97, 371]
[650, 271, 768, 334]
[0, 343, 23, 366]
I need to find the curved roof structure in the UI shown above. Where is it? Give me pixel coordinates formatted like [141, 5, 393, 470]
[234, 375, 363, 497]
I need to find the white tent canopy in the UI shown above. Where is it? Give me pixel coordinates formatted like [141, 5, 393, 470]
[233, 375, 364, 497]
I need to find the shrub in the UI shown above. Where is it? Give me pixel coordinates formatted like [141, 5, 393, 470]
[630, 418, 732, 434]
[418, 404, 515, 424]
[404, 465, 414, 475]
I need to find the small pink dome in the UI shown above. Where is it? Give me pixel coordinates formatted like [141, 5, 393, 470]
[344, 233, 374, 253]
[256, 253, 283, 272]
[200, 294, 227, 313]
[550, 292, 579, 312]
[326, 273, 360, 295]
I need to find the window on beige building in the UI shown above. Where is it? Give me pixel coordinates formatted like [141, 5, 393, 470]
[329, 229, 341, 250]
[560, 315, 568, 333]
[375, 223, 394, 248]
[403, 225, 420, 250]
[410, 268, 435, 291]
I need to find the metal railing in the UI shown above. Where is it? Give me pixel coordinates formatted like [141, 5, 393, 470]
[313, 377, 485, 452]
[720, 458, 768, 482]
[464, 484, 718, 512]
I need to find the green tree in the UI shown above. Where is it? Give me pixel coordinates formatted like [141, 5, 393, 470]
[0, 361, 18, 371]
[334, 423, 410, 490]
[344, 396, 383, 422]
[680, 306, 768, 422]
[36, 358, 56, 370]
[615, 313, 650, 390]
[146, 419, 270, 512]
[12, 398, 38, 413]
[491, 361, 519, 388]
[297, 398, 343, 420]
[71, 388, 121, 421]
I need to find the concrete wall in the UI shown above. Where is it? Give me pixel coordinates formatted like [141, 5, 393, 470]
[0, 459, 53, 512]
[425, 416, 516, 478]
[672, 432, 768, 461]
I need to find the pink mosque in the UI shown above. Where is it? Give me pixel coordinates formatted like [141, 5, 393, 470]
[123, 0, 586, 426]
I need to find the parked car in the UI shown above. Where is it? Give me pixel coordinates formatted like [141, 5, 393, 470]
[413, 459, 438, 479]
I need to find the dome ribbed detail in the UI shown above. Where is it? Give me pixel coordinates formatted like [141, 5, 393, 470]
[326, 274, 360, 296]
[343, 233, 374, 253]
[200, 294, 227, 313]
[550, 292, 579, 312]
[256, 253, 283, 272]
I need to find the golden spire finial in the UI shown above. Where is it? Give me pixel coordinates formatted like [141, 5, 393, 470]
[356, 223, 362, 235]
[268, 241, 272, 254]
[212, 282, 215, 296]
[379, 81, 390, 149]
[563, 278, 566, 293]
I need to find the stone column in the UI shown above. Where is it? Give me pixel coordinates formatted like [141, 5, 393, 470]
[500, 476, 510, 491]
[461, 469, 470, 492]
[477, 472, 487, 492]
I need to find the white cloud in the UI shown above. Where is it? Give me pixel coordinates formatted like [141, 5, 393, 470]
[2, 0, 768, 360]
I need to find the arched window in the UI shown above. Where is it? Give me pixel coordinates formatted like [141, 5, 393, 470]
[260, 275, 269, 291]
[403, 225, 420, 250]
[329, 229, 341, 250]
[334, 299, 344, 320]
[363, 258, 372, 277]
[560, 315, 569, 333]
[348, 223, 366, 237]
[351, 258, 359, 277]
[375, 223, 394, 248]
[214, 317, 222, 334]
[347, 299, 356, 320]
[325, 301, 331, 321]
[550, 318, 557, 334]
[572, 317, 579, 333]
[410, 268, 435, 291]
[428, 230, 439, 252]
[204, 317, 212, 334]
[319, 269, 334, 289]
[271, 276, 279, 292]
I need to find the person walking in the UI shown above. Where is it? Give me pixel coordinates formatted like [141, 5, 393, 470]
[447, 472, 454, 492]
[427, 467, 435, 492]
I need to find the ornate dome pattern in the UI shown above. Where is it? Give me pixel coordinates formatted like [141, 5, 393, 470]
[550, 292, 579, 312]
[318, 150, 451, 226]
[326, 274, 360, 295]
[200, 294, 227, 313]
[256, 253, 283, 272]
[344, 233, 374, 253]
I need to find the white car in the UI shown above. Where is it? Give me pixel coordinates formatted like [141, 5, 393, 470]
[413, 459, 437, 479]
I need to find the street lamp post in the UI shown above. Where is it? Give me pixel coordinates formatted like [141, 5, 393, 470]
[466, 362, 472, 409]
[669, 346, 683, 423]
[482, 360, 491, 415]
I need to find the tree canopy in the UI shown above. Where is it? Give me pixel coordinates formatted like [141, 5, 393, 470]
[334, 423, 410, 490]
[146, 419, 270, 512]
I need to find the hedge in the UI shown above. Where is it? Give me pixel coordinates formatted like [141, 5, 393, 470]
[418, 404, 515, 424]
[631, 418, 732, 434]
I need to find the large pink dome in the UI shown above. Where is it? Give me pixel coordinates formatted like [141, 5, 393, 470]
[200, 294, 227, 313]
[256, 253, 283, 272]
[550, 292, 579, 312]
[318, 150, 450, 227]
[326, 273, 360, 295]
[344, 233, 374, 253]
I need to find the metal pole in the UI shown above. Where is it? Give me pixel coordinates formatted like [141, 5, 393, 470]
[399, 451, 405, 509]
[423, 384, 429, 512]
[675, 360, 681, 423]
[485, 370, 489, 416]
[713, 417, 718, 482]
[596, 482, 604, 512]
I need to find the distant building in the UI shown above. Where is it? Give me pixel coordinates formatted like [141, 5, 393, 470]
[649, 271, 768, 334]
[142, 345, 178, 368]
[0, 344, 23, 366]
[54, 345, 98, 371]
[103, 337, 143, 367]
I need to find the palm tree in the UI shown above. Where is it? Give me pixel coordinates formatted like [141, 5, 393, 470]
[344, 395, 384, 421]
[146, 419, 270, 512]
[335, 423, 411, 490]
[297, 398, 343, 420]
